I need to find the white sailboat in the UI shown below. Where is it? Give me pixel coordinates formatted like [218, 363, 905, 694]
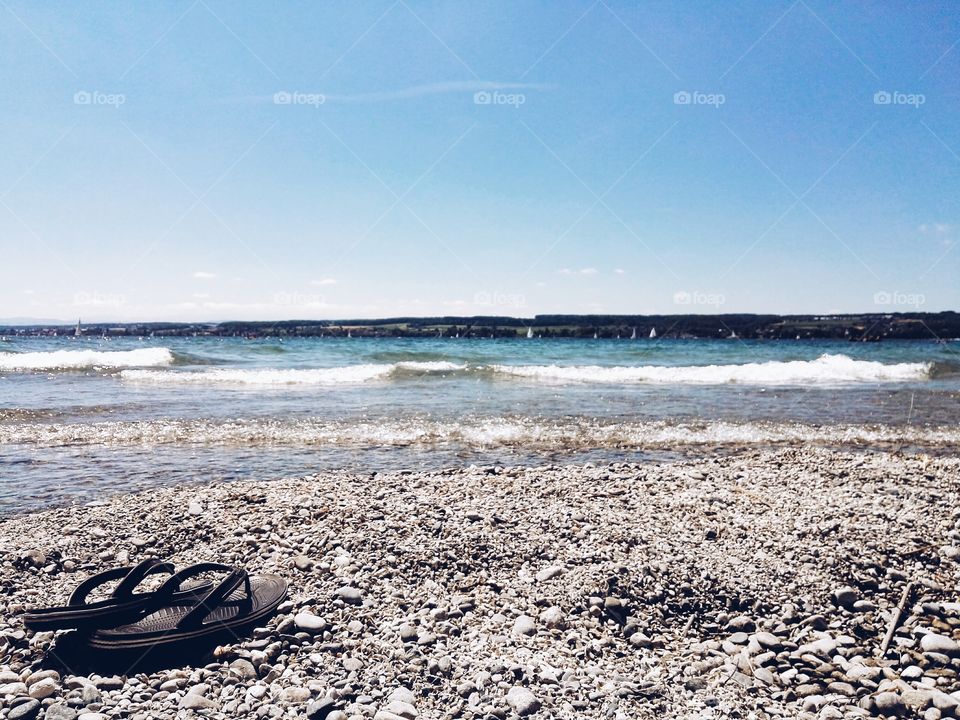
[630, 327, 636, 340]
[526, 327, 533, 339]
[75, 318, 82, 337]
[593, 332, 598, 339]
[649, 327, 657, 339]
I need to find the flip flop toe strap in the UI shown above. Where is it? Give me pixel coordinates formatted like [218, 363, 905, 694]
[67, 558, 174, 606]
[178, 568, 253, 630]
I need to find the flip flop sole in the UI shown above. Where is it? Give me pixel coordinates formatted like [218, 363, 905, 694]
[22, 581, 215, 632]
[86, 575, 287, 651]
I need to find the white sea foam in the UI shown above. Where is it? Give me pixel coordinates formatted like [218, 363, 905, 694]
[121, 364, 394, 386]
[491, 354, 931, 385]
[0, 348, 175, 371]
[394, 361, 467, 372]
[1, 417, 956, 449]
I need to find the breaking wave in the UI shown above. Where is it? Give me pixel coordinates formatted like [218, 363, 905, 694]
[120, 360, 466, 386]
[491, 354, 931, 385]
[0, 348, 175, 371]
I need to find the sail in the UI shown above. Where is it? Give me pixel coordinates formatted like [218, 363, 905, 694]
[649, 327, 657, 338]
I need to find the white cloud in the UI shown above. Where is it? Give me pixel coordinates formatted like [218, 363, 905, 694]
[311, 278, 337, 286]
[919, 222, 952, 235]
[559, 267, 598, 276]
[192, 271, 217, 279]
[614, 268, 626, 275]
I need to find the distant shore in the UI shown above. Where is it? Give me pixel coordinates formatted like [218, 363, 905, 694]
[2, 447, 959, 718]
[3, 311, 959, 340]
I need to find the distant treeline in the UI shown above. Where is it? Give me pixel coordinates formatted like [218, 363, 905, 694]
[3, 312, 959, 340]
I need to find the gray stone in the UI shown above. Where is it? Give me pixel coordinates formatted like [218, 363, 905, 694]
[28, 677, 58, 700]
[229, 659, 257, 681]
[512, 615, 536, 636]
[294, 612, 327, 633]
[43, 704, 78, 720]
[306, 697, 337, 720]
[725, 615, 756, 632]
[293, 555, 314, 571]
[873, 692, 907, 716]
[534, 566, 563, 582]
[538, 606, 564, 628]
[335, 586, 362, 605]
[506, 686, 541, 716]
[832, 586, 859, 608]
[179, 693, 218, 710]
[9, 699, 41, 720]
[921, 633, 960, 656]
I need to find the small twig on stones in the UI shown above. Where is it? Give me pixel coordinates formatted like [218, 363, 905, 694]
[879, 581, 914, 658]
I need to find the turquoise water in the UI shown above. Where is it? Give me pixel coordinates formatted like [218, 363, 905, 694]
[1, 336, 958, 512]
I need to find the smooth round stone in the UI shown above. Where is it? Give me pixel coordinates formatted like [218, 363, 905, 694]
[43, 704, 78, 720]
[9, 699, 41, 720]
[832, 586, 859, 608]
[28, 678, 58, 700]
[921, 633, 960, 656]
[725, 616, 756, 632]
[294, 612, 327, 633]
[335, 587, 362, 605]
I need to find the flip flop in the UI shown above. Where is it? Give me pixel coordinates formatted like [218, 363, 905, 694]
[86, 562, 287, 651]
[21, 558, 207, 631]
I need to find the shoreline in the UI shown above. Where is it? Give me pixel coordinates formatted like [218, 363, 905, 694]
[2, 447, 960, 718]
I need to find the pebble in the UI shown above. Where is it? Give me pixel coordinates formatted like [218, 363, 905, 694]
[43, 705, 78, 720]
[506, 686, 541, 716]
[832, 586, 859, 608]
[8, 700, 41, 720]
[336, 587, 363, 605]
[295, 612, 328, 633]
[512, 615, 536, 636]
[920, 633, 960, 656]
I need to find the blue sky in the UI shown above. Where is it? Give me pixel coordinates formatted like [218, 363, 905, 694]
[1, 1, 958, 321]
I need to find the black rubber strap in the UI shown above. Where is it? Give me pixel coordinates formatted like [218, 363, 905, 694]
[177, 568, 252, 630]
[67, 559, 171, 606]
[113, 559, 175, 598]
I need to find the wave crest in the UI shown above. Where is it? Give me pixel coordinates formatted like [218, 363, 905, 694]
[491, 354, 931, 385]
[0, 348, 175, 371]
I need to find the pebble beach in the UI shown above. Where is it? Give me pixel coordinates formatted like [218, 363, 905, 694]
[2, 446, 960, 719]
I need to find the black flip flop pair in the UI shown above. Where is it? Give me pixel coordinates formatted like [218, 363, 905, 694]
[22, 559, 287, 652]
